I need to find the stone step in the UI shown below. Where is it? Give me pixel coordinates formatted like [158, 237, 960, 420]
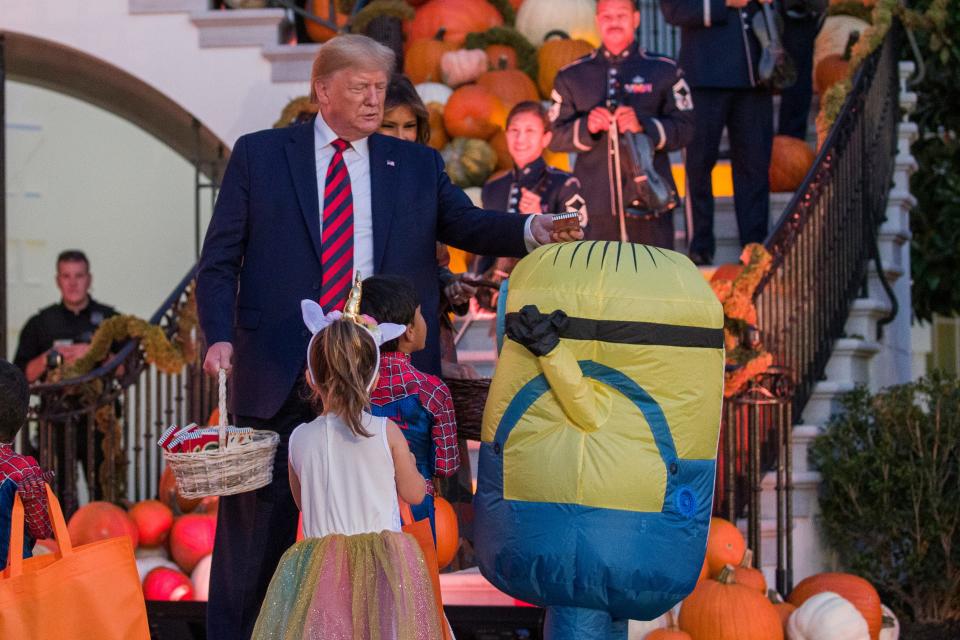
[191, 8, 286, 48]
[789, 424, 821, 475]
[800, 379, 856, 425]
[845, 297, 892, 342]
[749, 515, 830, 585]
[262, 43, 321, 83]
[824, 337, 882, 385]
[129, 0, 207, 14]
[759, 470, 821, 520]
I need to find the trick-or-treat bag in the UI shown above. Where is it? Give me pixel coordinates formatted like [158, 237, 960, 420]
[0, 484, 150, 639]
[476, 241, 725, 621]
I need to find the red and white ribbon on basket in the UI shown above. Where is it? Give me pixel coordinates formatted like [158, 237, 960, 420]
[157, 369, 252, 454]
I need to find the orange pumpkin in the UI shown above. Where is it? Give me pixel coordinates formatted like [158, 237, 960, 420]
[486, 46, 518, 70]
[128, 499, 174, 547]
[537, 36, 594, 98]
[705, 517, 746, 577]
[67, 501, 139, 548]
[788, 572, 883, 640]
[732, 549, 767, 592]
[648, 611, 692, 640]
[489, 129, 514, 171]
[711, 263, 744, 283]
[477, 64, 540, 110]
[434, 496, 459, 569]
[814, 53, 849, 95]
[405, 0, 504, 49]
[159, 466, 202, 514]
[306, 1, 349, 43]
[170, 513, 217, 574]
[405, 29, 456, 84]
[443, 85, 507, 140]
[426, 103, 448, 151]
[769, 134, 816, 193]
[768, 589, 797, 632]
[697, 555, 710, 583]
[679, 566, 784, 640]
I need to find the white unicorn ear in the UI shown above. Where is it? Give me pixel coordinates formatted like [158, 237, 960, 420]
[301, 299, 331, 334]
[376, 322, 407, 346]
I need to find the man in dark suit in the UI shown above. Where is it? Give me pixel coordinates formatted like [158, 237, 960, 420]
[196, 34, 580, 640]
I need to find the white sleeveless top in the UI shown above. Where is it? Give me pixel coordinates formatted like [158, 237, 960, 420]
[288, 412, 402, 538]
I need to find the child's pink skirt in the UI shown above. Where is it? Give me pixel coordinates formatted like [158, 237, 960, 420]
[252, 531, 442, 640]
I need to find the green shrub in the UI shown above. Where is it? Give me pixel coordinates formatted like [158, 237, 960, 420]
[810, 373, 960, 622]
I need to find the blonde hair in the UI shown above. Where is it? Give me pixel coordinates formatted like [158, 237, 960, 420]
[309, 34, 396, 103]
[307, 319, 379, 437]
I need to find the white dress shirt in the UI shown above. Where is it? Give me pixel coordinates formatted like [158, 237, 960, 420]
[313, 114, 540, 282]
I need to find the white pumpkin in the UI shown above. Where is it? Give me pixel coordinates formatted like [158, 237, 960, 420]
[628, 610, 672, 639]
[416, 82, 453, 107]
[515, 0, 600, 47]
[136, 556, 180, 583]
[813, 15, 871, 71]
[787, 591, 870, 640]
[879, 604, 900, 640]
[191, 554, 213, 602]
[440, 49, 488, 87]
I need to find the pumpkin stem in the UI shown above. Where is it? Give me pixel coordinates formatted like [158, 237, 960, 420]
[434, 27, 447, 42]
[741, 548, 754, 569]
[543, 29, 571, 42]
[843, 31, 860, 60]
[664, 608, 679, 630]
[497, 55, 509, 71]
[717, 565, 737, 585]
[767, 588, 785, 604]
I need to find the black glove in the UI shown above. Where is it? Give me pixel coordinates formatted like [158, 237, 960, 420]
[505, 305, 569, 357]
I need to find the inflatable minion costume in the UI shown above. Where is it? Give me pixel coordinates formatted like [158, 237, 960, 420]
[474, 241, 725, 639]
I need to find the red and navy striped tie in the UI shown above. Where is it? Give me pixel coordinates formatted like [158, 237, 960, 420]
[319, 138, 354, 311]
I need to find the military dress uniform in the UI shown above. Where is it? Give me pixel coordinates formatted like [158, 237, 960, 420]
[661, 0, 775, 263]
[548, 41, 695, 247]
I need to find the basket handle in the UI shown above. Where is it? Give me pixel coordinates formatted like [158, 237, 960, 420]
[218, 368, 227, 449]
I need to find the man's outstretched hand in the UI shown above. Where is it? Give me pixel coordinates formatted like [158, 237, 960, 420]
[203, 341, 234, 377]
[530, 214, 585, 245]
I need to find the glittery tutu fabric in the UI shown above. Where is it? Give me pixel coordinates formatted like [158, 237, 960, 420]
[252, 531, 442, 640]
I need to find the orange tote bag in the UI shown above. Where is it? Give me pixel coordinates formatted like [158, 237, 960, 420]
[399, 499, 452, 640]
[0, 485, 150, 639]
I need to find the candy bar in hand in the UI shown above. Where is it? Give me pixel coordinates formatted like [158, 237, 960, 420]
[551, 212, 581, 233]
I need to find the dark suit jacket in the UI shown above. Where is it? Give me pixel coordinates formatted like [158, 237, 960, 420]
[196, 121, 528, 419]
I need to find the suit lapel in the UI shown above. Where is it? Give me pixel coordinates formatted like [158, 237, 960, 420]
[369, 133, 399, 274]
[285, 122, 323, 264]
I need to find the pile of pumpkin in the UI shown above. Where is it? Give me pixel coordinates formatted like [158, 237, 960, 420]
[633, 517, 900, 640]
[32, 468, 220, 602]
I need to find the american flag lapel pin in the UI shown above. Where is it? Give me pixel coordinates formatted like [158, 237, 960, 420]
[386, 159, 396, 167]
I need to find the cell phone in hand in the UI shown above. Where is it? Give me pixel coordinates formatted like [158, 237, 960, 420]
[551, 212, 581, 233]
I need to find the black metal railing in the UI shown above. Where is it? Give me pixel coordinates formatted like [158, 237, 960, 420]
[23, 269, 216, 517]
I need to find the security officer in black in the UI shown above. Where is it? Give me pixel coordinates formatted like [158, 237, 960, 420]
[661, 0, 775, 264]
[549, 0, 695, 248]
[13, 250, 118, 498]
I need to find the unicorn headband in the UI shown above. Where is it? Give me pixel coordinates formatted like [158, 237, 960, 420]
[301, 273, 406, 391]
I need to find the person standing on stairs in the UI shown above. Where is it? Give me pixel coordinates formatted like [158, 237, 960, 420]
[777, 0, 826, 140]
[661, 0, 775, 266]
[549, 0, 695, 248]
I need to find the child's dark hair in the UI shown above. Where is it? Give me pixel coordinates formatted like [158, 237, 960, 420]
[359, 275, 419, 353]
[506, 100, 551, 132]
[307, 320, 379, 437]
[385, 73, 431, 145]
[0, 360, 29, 443]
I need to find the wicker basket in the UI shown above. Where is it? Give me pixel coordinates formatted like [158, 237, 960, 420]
[162, 370, 279, 499]
[445, 377, 491, 441]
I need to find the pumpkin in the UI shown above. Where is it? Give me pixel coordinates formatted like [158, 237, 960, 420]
[427, 102, 449, 151]
[769, 590, 798, 631]
[814, 54, 850, 95]
[705, 517, 746, 577]
[711, 262, 745, 283]
[170, 513, 217, 574]
[697, 556, 710, 583]
[159, 465, 202, 514]
[732, 549, 767, 592]
[405, 29, 456, 84]
[67, 501, 139, 548]
[128, 499, 174, 547]
[405, 0, 504, 49]
[788, 573, 882, 640]
[416, 82, 453, 107]
[679, 566, 784, 640]
[543, 148, 572, 172]
[306, 1, 350, 43]
[647, 611, 692, 640]
[191, 554, 213, 602]
[516, 0, 600, 47]
[434, 496, 459, 569]
[441, 138, 498, 188]
[487, 46, 518, 70]
[135, 556, 179, 582]
[879, 604, 899, 640]
[537, 35, 594, 98]
[440, 49, 489, 87]
[814, 15, 869, 71]
[465, 26, 540, 83]
[769, 134, 816, 193]
[443, 85, 507, 140]
[489, 129, 514, 171]
[143, 567, 194, 601]
[477, 61, 540, 109]
[787, 592, 870, 640]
